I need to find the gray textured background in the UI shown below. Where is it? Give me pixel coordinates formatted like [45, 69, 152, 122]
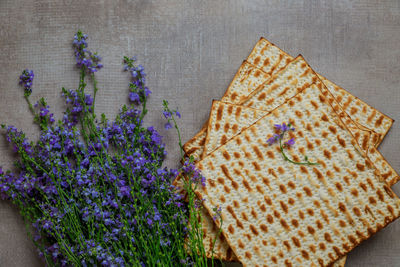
[0, 0, 399, 266]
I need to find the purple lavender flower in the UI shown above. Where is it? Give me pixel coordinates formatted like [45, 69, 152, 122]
[163, 111, 171, 119]
[73, 31, 103, 73]
[285, 138, 295, 147]
[212, 206, 222, 222]
[19, 69, 34, 96]
[164, 122, 172, 130]
[267, 134, 280, 145]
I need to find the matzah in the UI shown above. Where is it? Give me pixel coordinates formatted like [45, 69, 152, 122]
[183, 38, 393, 165]
[248, 38, 393, 145]
[199, 60, 397, 262]
[183, 44, 293, 162]
[178, 55, 398, 264]
[195, 83, 400, 266]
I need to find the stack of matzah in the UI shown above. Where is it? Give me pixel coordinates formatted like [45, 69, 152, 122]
[178, 38, 399, 266]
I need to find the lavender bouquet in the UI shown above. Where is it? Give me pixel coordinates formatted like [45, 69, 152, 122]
[0, 31, 218, 266]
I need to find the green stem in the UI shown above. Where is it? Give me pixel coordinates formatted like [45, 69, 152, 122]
[279, 138, 319, 166]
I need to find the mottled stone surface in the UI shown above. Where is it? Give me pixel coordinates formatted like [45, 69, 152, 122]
[0, 0, 399, 266]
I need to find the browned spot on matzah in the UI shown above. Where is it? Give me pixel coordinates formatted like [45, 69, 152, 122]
[271, 256, 277, 263]
[321, 113, 329, 121]
[215, 123, 220, 131]
[235, 138, 242, 145]
[216, 104, 224, 121]
[243, 179, 252, 192]
[299, 210, 305, 220]
[220, 195, 226, 203]
[335, 182, 343, 192]
[350, 107, 358, 115]
[369, 197, 377, 205]
[277, 166, 285, 174]
[274, 210, 281, 218]
[332, 246, 341, 256]
[252, 145, 264, 160]
[279, 184, 287, 194]
[217, 177, 224, 184]
[299, 166, 308, 174]
[292, 237, 301, 247]
[328, 126, 337, 134]
[280, 201, 289, 213]
[307, 209, 314, 216]
[231, 180, 239, 190]
[301, 250, 310, 260]
[233, 152, 240, 159]
[242, 212, 249, 221]
[322, 131, 329, 138]
[223, 122, 230, 133]
[224, 185, 230, 193]
[208, 180, 216, 187]
[377, 189, 385, 201]
[238, 239, 245, 249]
[228, 224, 235, 234]
[288, 198, 295, 205]
[226, 104, 233, 115]
[367, 178, 375, 190]
[339, 220, 347, 227]
[353, 207, 361, 216]
[232, 123, 238, 133]
[338, 202, 346, 212]
[324, 150, 332, 159]
[280, 219, 290, 230]
[326, 170, 334, 178]
[360, 182, 367, 192]
[245, 251, 252, 259]
[222, 150, 230, 160]
[251, 209, 258, 219]
[227, 205, 238, 219]
[375, 115, 384, 127]
[250, 225, 259, 236]
[315, 139, 321, 146]
[287, 182, 295, 190]
[283, 240, 291, 251]
[324, 233, 333, 243]
[260, 204, 266, 212]
[266, 151, 275, 159]
[307, 226, 316, 235]
[367, 110, 377, 123]
[263, 58, 270, 66]
[384, 185, 395, 198]
[321, 210, 329, 223]
[284, 259, 292, 267]
[255, 185, 264, 194]
[220, 164, 233, 181]
[292, 219, 299, 228]
[267, 214, 274, 224]
[316, 220, 323, 229]
[233, 200, 240, 208]
[313, 168, 324, 181]
[356, 163, 365, 171]
[257, 92, 266, 101]
[230, 92, 238, 101]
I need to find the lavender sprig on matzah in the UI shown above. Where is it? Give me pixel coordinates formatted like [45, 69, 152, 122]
[268, 122, 319, 166]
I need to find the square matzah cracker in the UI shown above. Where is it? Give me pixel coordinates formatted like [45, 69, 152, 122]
[183, 38, 393, 162]
[195, 83, 400, 266]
